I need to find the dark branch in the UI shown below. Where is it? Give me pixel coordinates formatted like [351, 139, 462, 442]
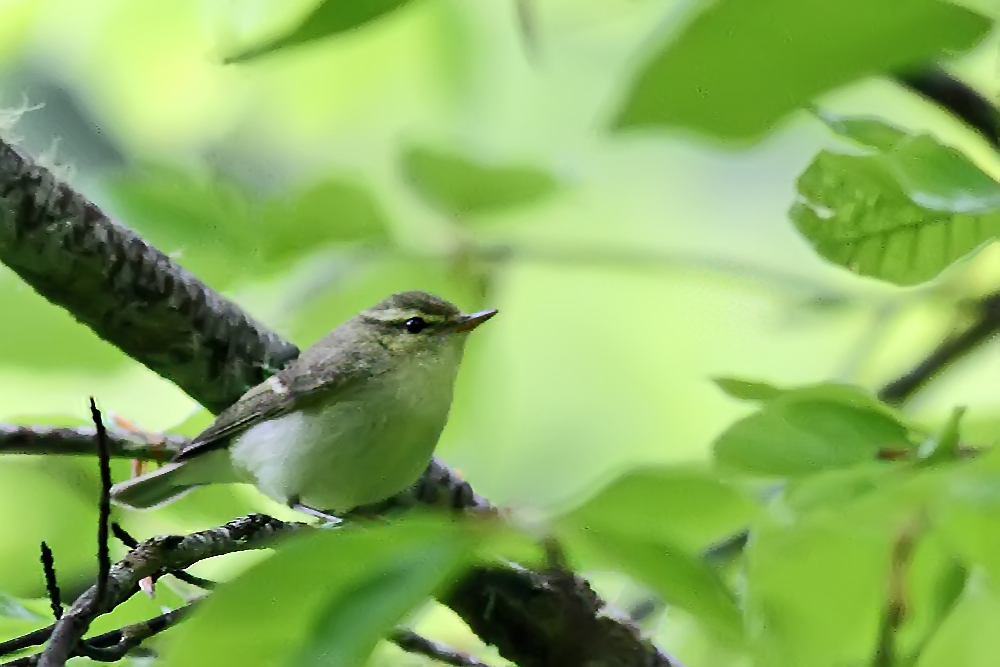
[4, 603, 194, 667]
[111, 522, 216, 590]
[390, 630, 490, 667]
[0, 424, 181, 460]
[893, 66, 1000, 149]
[4, 515, 300, 664]
[89, 399, 112, 610]
[38, 543, 61, 621]
[878, 292, 1000, 405]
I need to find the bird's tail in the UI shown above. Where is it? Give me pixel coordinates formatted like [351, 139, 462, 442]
[110, 451, 237, 510]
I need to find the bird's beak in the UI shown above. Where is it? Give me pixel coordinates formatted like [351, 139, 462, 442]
[453, 308, 498, 332]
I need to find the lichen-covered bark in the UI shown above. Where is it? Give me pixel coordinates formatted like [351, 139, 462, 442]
[0, 140, 298, 414]
[0, 137, 678, 667]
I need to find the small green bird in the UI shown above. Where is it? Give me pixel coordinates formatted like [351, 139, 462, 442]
[110, 291, 497, 519]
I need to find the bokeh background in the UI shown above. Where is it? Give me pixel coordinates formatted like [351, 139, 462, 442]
[1, 0, 1000, 665]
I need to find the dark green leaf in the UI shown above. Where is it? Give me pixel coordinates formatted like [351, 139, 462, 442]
[712, 377, 785, 402]
[561, 467, 759, 552]
[613, 0, 990, 140]
[791, 140, 1000, 285]
[226, 0, 415, 63]
[259, 178, 391, 268]
[713, 384, 910, 476]
[162, 516, 481, 667]
[402, 144, 558, 218]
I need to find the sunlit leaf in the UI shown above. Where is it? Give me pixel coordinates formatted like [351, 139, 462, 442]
[226, 0, 416, 63]
[402, 144, 559, 219]
[712, 377, 785, 402]
[561, 466, 759, 552]
[713, 384, 911, 476]
[161, 516, 481, 667]
[791, 130, 1000, 285]
[613, 0, 990, 140]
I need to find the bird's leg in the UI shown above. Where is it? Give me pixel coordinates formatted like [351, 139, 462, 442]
[288, 496, 342, 527]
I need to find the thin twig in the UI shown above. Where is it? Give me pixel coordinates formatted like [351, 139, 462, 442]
[2, 603, 195, 667]
[390, 630, 490, 667]
[111, 523, 215, 590]
[89, 398, 112, 611]
[0, 424, 182, 460]
[38, 543, 61, 621]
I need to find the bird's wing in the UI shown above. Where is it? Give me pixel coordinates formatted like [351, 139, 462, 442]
[173, 324, 376, 462]
[172, 377, 299, 461]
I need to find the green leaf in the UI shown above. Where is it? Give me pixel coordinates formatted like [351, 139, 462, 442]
[813, 108, 910, 152]
[791, 131, 1000, 285]
[713, 384, 910, 476]
[573, 527, 743, 642]
[712, 377, 785, 402]
[0, 594, 43, 621]
[746, 476, 924, 667]
[226, 0, 416, 63]
[934, 467, 1000, 586]
[559, 467, 752, 640]
[259, 178, 391, 268]
[918, 406, 967, 465]
[402, 145, 559, 218]
[561, 467, 759, 552]
[612, 0, 990, 140]
[162, 516, 481, 667]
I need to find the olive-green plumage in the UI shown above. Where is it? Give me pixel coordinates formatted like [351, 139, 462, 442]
[110, 291, 497, 515]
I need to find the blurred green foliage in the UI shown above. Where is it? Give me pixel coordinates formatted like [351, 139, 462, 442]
[1, 0, 1000, 665]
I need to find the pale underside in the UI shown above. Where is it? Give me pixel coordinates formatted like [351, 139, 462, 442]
[226, 351, 458, 511]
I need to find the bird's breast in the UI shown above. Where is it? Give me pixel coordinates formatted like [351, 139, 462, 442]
[229, 354, 459, 511]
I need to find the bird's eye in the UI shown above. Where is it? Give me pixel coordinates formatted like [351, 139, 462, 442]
[404, 317, 428, 334]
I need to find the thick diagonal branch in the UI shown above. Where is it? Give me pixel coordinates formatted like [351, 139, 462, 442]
[0, 138, 677, 666]
[0, 140, 299, 414]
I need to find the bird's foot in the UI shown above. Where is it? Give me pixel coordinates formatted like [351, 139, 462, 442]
[289, 498, 343, 528]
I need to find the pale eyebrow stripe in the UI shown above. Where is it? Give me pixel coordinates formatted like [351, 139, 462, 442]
[362, 309, 448, 324]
